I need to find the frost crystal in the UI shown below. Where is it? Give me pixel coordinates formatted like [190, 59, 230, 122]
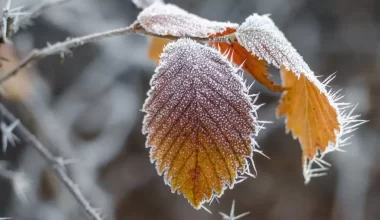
[137, 2, 238, 38]
[219, 200, 250, 220]
[236, 14, 312, 77]
[1, 119, 20, 153]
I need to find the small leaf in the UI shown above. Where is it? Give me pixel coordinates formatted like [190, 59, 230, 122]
[143, 39, 259, 208]
[236, 14, 313, 77]
[211, 28, 285, 92]
[277, 67, 365, 183]
[147, 37, 171, 63]
[137, 2, 238, 38]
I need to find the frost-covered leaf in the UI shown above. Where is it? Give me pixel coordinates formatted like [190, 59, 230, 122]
[137, 2, 238, 38]
[236, 14, 312, 77]
[143, 39, 259, 209]
[211, 28, 285, 92]
[277, 67, 366, 183]
[235, 13, 365, 182]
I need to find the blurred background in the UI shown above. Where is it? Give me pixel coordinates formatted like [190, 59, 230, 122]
[0, 0, 378, 219]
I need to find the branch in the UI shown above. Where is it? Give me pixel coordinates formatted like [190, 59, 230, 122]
[0, 22, 231, 84]
[1, 0, 71, 43]
[0, 104, 103, 220]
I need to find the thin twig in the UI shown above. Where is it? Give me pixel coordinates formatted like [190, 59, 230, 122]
[1, 0, 71, 42]
[0, 22, 231, 84]
[0, 104, 103, 220]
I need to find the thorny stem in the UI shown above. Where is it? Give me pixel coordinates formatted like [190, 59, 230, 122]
[0, 22, 232, 84]
[1, 0, 71, 43]
[0, 104, 103, 220]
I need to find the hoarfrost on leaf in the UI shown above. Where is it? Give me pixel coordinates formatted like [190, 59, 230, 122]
[234, 14, 366, 183]
[277, 69, 367, 183]
[137, 2, 238, 38]
[236, 14, 312, 77]
[142, 39, 261, 209]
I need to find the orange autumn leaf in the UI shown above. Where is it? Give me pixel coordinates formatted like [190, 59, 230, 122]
[213, 40, 285, 92]
[210, 27, 285, 92]
[137, 3, 365, 185]
[138, 2, 284, 92]
[147, 37, 171, 63]
[277, 68, 340, 178]
[234, 14, 364, 182]
[143, 39, 259, 209]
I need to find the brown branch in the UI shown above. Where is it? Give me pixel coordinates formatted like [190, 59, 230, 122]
[0, 104, 103, 220]
[0, 23, 231, 84]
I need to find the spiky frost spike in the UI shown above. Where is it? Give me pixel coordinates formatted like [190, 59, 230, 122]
[219, 200, 250, 220]
[1, 119, 20, 152]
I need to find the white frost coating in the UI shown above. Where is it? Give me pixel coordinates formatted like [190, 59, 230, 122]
[142, 39, 264, 208]
[137, 2, 238, 38]
[132, 0, 164, 9]
[236, 14, 313, 77]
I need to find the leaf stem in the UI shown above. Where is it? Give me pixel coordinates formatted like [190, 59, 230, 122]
[0, 23, 231, 84]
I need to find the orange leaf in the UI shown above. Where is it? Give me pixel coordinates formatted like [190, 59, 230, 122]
[143, 39, 259, 208]
[214, 40, 285, 92]
[210, 28, 285, 92]
[147, 37, 171, 63]
[234, 14, 365, 182]
[277, 68, 341, 180]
